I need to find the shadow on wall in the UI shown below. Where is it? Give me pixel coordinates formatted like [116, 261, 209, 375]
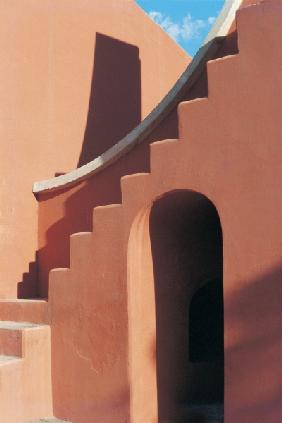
[17, 30, 238, 298]
[20, 27, 231, 297]
[33, 55, 201, 297]
[149, 191, 224, 423]
[17, 33, 142, 298]
[78, 33, 141, 166]
[224, 262, 282, 422]
[17, 258, 39, 298]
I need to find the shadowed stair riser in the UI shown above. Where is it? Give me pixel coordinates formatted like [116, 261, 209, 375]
[3, 2, 281, 423]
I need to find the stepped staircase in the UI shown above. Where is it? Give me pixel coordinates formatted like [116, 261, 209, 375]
[25, 420, 71, 423]
[0, 0, 281, 422]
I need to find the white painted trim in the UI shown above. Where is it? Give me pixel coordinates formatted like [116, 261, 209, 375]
[33, 0, 243, 195]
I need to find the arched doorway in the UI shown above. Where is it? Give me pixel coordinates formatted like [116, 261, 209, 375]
[149, 190, 224, 422]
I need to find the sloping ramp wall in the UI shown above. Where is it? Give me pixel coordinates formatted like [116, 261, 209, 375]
[42, 1, 282, 421]
[0, 0, 189, 298]
[35, 1, 248, 296]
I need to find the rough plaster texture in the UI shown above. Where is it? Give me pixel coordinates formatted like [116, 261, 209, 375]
[33, 0, 243, 194]
[0, 0, 189, 298]
[36, 2, 282, 422]
[0, 299, 48, 324]
[36, 1, 243, 297]
[0, 323, 52, 422]
[0, 1, 281, 422]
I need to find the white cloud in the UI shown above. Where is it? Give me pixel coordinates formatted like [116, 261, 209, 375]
[181, 14, 206, 41]
[149, 11, 181, 41]
[208, 16, 216, 25]
[148, 11, 163, 24]
[148, 11, 216, 43]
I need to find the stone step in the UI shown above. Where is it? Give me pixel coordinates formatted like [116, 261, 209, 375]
[25, 419, 71, 423]
[0, 320, 42, 329]
[0, 298, 48, 324]
[0, 321, 47, 357]
[0, 321, 52, 422]
[0, 354, 21, 364]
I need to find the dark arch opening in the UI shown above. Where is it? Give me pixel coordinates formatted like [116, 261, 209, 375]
[189, 279, 224, 364]
[149, 190, 224, 422]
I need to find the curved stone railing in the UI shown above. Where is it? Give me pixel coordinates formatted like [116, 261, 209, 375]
[33, 0, 243, 194]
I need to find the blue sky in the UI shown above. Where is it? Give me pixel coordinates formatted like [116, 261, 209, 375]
[136, 0, 225, 56]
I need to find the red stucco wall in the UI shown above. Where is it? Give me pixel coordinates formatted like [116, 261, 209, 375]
[45, 1, 282, 421]
[0, 0, 189, 297]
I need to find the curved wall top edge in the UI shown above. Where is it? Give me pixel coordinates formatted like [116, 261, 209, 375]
[33, 0, 243, 195]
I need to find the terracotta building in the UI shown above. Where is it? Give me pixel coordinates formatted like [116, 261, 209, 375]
[0, 0, 281, 422]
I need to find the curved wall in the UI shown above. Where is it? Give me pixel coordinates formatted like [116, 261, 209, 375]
[127, 191, 224, 422]
[0, 0, 189, 297]
[35, 0, 245, 296]
[36, 38, 240, 296]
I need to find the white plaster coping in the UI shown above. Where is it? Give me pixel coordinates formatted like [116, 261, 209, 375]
[0, 321, 45, 329]
[33, 0, 243, 195]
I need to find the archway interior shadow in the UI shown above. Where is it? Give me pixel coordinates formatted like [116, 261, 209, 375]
[149, 191, 224, 423]
[78, 33, 141, 166]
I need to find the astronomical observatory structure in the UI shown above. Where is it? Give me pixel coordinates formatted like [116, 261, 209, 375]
[0, 0, 281, 422]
